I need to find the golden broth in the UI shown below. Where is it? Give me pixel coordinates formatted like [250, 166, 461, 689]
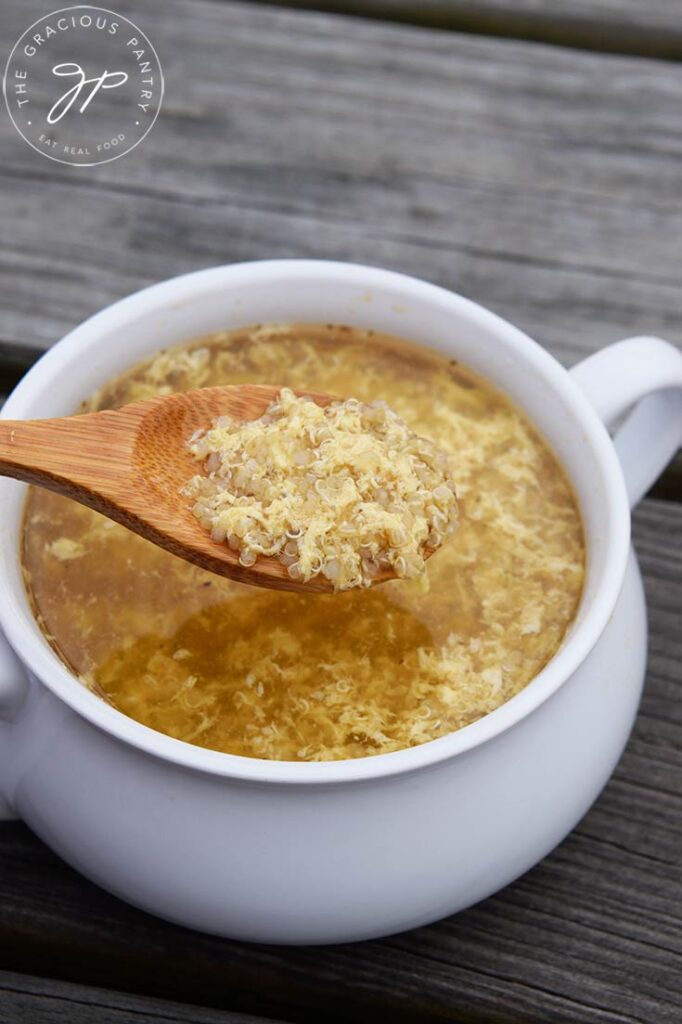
[22, 325, 585, 760]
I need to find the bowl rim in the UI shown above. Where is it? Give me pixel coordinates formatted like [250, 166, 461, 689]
[0, 259, 631, 785]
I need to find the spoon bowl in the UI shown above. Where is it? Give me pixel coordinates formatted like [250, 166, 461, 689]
[0, 384, 419, 592]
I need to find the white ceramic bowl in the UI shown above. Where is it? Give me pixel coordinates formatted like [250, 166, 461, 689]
[1, 261, 681, 944]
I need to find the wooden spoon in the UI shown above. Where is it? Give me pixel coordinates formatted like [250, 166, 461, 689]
[0, 385, 420, 593]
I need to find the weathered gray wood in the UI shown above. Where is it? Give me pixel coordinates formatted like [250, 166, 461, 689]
[250, 0, 682, 57]
[0, 2, 680, 1022]
[0, 971, 284, 1024]
[281, 0, 682, 31]
[3, 0, 681, 498]
[0, 499, 679, 1023]
[2, 0, 682, 369]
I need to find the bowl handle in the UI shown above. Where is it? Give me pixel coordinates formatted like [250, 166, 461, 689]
[570, 336, 682, 508]
[0, 627, 29, 820]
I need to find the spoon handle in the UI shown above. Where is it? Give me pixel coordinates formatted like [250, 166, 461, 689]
[0, 413, 133, 500]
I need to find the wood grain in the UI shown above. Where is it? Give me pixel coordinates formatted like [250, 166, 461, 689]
[0, 385, 357, 591]
[0, 971, 284, 1024]
[2, 0, 682, 369]
[0, 2, 680, 1022]
[2, 0, 681, 501]
[249, 0, 682, 58]
[0, 498, 679, 1023]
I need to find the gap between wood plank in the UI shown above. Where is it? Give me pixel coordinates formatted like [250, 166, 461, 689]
[241, 0, 682, 61]
[1, 343, 680, 503]
[3, 161, 680, 297]
[0, 968, 287, 1024]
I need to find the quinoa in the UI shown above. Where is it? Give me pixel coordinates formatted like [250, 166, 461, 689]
[182, 388, 458, 590]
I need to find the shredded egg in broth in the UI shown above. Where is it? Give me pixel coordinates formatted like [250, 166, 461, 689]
[22, 324, 585, 761]
[184, 388, 458, 590]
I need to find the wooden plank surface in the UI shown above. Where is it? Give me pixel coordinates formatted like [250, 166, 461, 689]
[1, 2, 681, 1023]
[1, 498, 680, 1023]
[0, 971, 284, 1024]
[292, 0, 682, 30]
[3, 0, 682, 368]
[3, 0, 681, 495]
[252, 0, 682, 57]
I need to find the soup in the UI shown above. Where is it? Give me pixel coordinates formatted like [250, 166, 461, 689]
[22, 324, 585, 761]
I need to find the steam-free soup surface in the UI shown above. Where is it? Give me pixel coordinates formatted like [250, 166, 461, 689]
[23, 325, 584, 761]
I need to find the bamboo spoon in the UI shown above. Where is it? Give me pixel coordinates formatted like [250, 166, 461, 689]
[0, 385, 428, 593]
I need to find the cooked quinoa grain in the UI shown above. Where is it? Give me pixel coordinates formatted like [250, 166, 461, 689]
[183, 388, 458, 590]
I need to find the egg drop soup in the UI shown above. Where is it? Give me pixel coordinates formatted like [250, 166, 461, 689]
[22, 324, 585, 761]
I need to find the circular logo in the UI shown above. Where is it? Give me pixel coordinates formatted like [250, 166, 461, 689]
[3, 5, 163, 166]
